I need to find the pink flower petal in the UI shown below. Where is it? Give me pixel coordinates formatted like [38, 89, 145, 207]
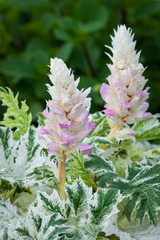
[118, 100, 130, 110]
[42, 108, 48, 119]
[47, 141, 58, 153]
[74, 110, 89, 124]
[59, 121, 71, 129]
[60, 132, 74, 146]
[135, 91, 144, 98]
[67, 102, 84, 120]
[100, 83, 109, 101]
[140, 102, 149, 112]
[40, 128, 49, 135]
[77, 144, 93, 154]
[86, 122, 96, 132]
[40, 124, 51, 135]
[114, 81, 126, 88]
[107, 74, 118, 86]
[103, 109, 116, 117]
[143, 112, 152, 119]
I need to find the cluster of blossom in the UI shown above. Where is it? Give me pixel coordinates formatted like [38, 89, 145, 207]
[41, 25, 152, 155]
[40, 58, 95, 157]
[100, 25, 152, 127]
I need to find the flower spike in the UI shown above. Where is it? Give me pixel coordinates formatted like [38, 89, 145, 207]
[40, 58, 95, 158]
[101, 25, 152, 129]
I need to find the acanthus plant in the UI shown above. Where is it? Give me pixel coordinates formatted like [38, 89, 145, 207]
[0, 25, 160, 240]
[40, 58, 95, 200]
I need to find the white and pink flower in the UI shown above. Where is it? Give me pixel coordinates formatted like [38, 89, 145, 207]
[100, 25, 152, 127]
[40, 58, 95, 157]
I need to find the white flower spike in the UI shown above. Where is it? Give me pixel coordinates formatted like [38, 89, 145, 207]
[100, 25, 152, 128]
[40, 58, 95, 158]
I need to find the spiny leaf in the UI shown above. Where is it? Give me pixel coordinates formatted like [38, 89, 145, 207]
[66, 177, 92, 221]
[85, 154, 115, 175]
[26, 127, 40, 162]
[16, 228, 32, 238]
[68, 151, 90, 186]
[30, 210, 42, 232]
[0, 126, 58, 195]
[0, 200, 21, 239]
[85, 153, 160, 225]
[16, 179, 119, 240]
[0, 87, 32, 140]
[0, 185, 17, 201]
[39, 191, 62, 214]
[110, 164, 160, 225]
[91, 188, 119, 225]
[0, 127, 13, 159]
[85, 154, 117, 187]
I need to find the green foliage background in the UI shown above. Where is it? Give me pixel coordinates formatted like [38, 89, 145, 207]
[0, 0, 160, 121]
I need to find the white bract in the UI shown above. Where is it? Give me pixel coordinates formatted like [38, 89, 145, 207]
[100, 25, 152, 127]
[40, 58, 95, 157]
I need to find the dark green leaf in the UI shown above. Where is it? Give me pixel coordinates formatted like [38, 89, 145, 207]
[0, 59, 35, 84]
[110, 164, 160, 225]
[56, 42, 73, 61]
[91, 188, 118, 225]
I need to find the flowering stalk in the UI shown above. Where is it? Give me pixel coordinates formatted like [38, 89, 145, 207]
[100, 25, 152, 141]
[58, 152, 66, 200]
[107, 124, 123, 141]
[40, 58, 95, 199]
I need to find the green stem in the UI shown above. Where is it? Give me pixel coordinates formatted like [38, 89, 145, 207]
[107, 125, 123, 141]
[58, 153, 67, 200]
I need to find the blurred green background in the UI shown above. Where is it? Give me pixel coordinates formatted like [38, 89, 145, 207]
[0, 0, 160, 122]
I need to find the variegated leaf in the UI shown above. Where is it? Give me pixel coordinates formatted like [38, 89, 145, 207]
[16, 178, 119, 240]
[133, 115, 160, 141]
[0, 126, 58, 194]
[0, 199, 22, 240]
